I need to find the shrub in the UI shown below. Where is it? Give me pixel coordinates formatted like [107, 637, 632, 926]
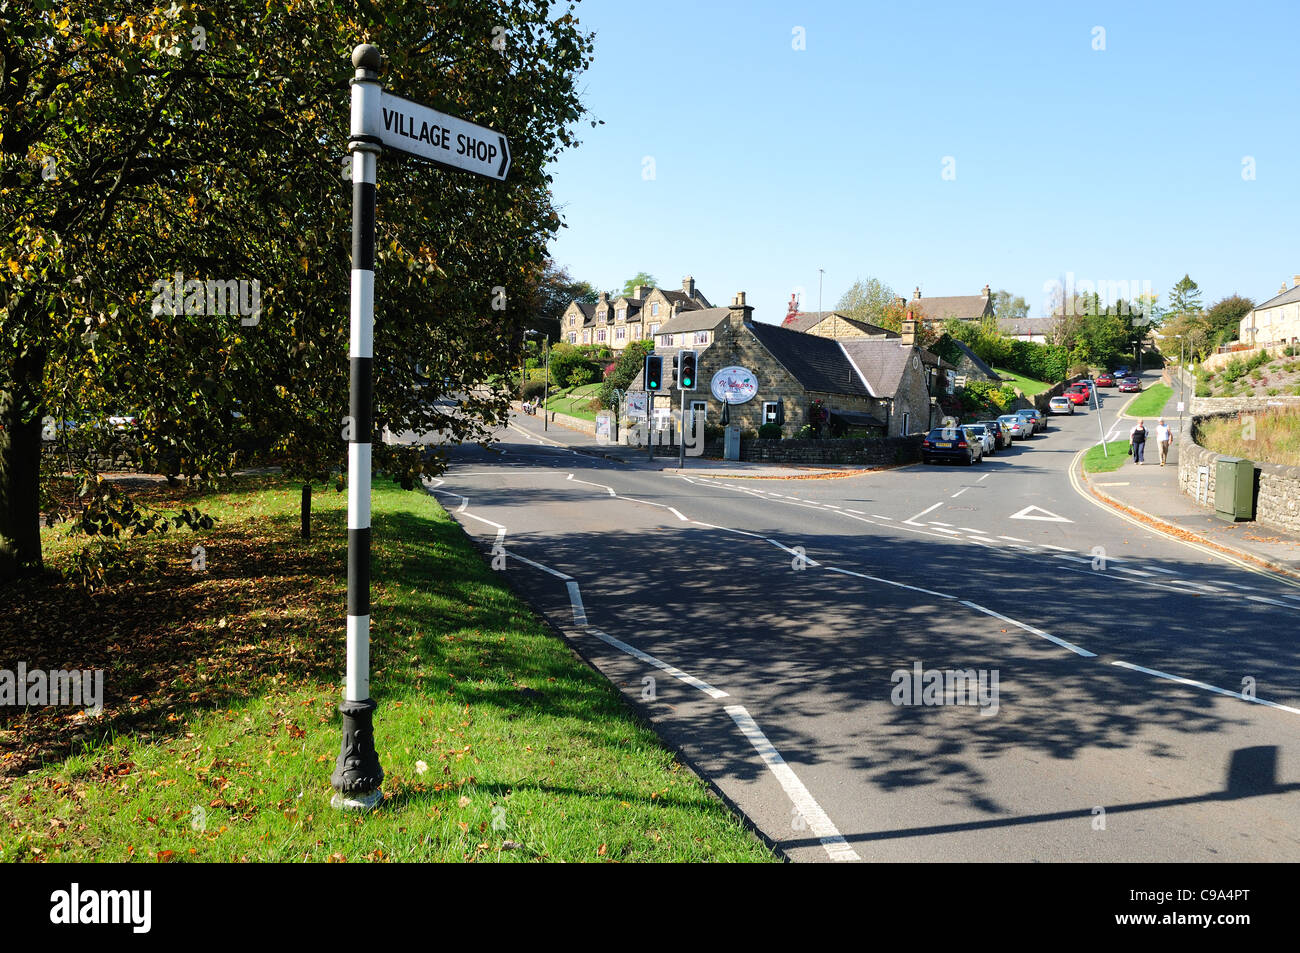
[566, 366, 597, 388]
[1221, 357, 1246, 383]
[740, 428, 759, 440]
[794, 424, 814, 438]
[758, 422, 782, 439]
[1195, 382, 1211, 397]
[521, 379, 547, 401]
[703, 423, 724, 442]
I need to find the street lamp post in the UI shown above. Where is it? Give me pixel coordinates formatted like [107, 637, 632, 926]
[543, 333, 550, 431]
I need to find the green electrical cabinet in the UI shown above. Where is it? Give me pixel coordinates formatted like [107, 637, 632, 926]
[1214, 456, 1255, 522]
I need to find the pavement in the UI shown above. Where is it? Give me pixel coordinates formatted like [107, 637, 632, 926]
[430, 388, 1300, 863]
[1079, 374, 1300, 579]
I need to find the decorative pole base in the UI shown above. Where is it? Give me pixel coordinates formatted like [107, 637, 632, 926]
[330, 698, 384, 811]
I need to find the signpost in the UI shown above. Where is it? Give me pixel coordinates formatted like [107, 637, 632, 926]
[333, 45, 509, 812]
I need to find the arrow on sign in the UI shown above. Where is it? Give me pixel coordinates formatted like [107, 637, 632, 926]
[371, 91, 511, 181]
[1010, 505, 1073, 523]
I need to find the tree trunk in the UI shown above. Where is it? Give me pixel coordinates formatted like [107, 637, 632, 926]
[0, 347, 48, 581]
[300, 482, 311, 540]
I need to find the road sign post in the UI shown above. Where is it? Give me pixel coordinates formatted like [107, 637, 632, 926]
[332, 44, 510, 812]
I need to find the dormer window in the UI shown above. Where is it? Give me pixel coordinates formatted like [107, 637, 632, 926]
[617, 307, 626, 322]
[569, 316, 576, 326]
[597, 309, 606, 322]
[651, 302, 660, 317]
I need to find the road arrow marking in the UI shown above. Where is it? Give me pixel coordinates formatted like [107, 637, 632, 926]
[1010, 505, 1073, 522]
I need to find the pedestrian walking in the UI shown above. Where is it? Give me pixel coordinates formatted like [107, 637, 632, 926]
[1156, 418, 1173, 466]
[1129, 419, 1148, 464]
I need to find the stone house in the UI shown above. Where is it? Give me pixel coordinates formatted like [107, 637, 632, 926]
[560, 276, 711, 350]
[630, 292, 954, 440]
[782, 310, 900, 341]
[904, 285, 994, 326]
[1240, 276, 1300, 346]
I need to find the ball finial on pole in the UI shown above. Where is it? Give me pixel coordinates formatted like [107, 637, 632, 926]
[352, 43, 381, 72]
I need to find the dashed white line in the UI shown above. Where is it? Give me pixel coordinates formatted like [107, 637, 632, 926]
[825, 566, 954, 599]
[1041, 544, 1073, 552]
[950, 487, 970, 498]
[977, 473, 991, 481]
[872, 514, 893, 520]
[588, 628, 728, 700]
[567, 472, 616, 496]
[998, 535, 1029, 543]
[503, 548, 571, 580]
[845, 508, 864, 515]
[1114, 567, 1156, 578]
[930, 521, 954, 527]
[1111, 661, 1300, 716]
[566, 581, 587, 626]
[1053, 554, 1093, 565]
[959, 601, 1096, 657]
[725, 705, 860, 862]
[960, 528, 989, 535]
[905, 502, 944, 524]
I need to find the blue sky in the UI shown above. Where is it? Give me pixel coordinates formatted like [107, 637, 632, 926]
[546, 0, 1299, 323]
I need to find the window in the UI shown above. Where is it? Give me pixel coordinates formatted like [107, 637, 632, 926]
[694, 330, 709, 345]
[597, 309, 606, 322]
[648, 323, 659, 337]
[567, 332, 577, 344]
[569, 316, 576, 327]
[651, 302, 660, 317]
[616, 307, 626, 322]
[597, 328, 606, 343]
[901, 412, 911, 435]
[615, 326, 626, 341]
[762, 401, 782, 425]
[658, 334, 672, 347]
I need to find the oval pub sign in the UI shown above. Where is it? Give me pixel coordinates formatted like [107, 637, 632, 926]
[710, 366, 758, 404]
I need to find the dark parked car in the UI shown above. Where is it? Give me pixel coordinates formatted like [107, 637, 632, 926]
[1112, 366, 1131, 379]
[979, 419, 1010, 450]
[921, 426, 982, 465]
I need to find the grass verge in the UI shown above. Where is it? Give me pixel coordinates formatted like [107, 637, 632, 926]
[544, 384, 602, 422]
[994, 367, 1050, 397]
[1197, 407, 1300, 467]
[0, 475, 772, 862]
[1083, 440, 1132, 473]
[1123, 383, 1173, 418]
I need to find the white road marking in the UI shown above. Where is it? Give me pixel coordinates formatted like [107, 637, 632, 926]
[503, 548, 572, 581]
[667, 507, 689, 521]
[824, 504, 841, 509]
[845, 508, 864, 515]
[977, 474, 990, 482]
[1210, 579, 1256, 589]
[959, 601, 1096, 657]
[872, 514, 893, 520]
[689, 520, 766, 539]
[567, 472, 615, 496]
[1053, 554, 1093, 565]
[1142, 566, 1178, 574]
[998, 535, 1029, 543]
[928, 527, 960, 536]
[905, 502, 944, 525]
[725, 705, 860, 862]
[930, 521, 954, 527]
[767, 539, 821, 567]
[1114, 567, 1156, 577]
[1246, 594, 1295, 607]
[588, 628, 728, 700]
[1010, 505, 1073, 523]
[960, 527, 989, 535]
[1041, 544, 1073, 552]
[825, 566, 954, 599]
[950, 487, 970, 498]
[566, 581, 587, 626]
[1111, 661, 1300, 716]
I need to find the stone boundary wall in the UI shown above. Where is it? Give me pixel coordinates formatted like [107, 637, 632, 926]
[1189, 395, 1300, 416]
[1177, 407, 1300, 535]
[41, 436, 142, 473]
[642, 435, 924, 466]
[1201, 342, 1294, 373]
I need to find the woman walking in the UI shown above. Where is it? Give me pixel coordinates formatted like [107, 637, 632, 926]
[1129, 419, 1148, 465]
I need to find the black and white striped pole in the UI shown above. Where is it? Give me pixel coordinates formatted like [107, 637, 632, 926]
[329, 43, 510, 810]
[332, 43, 384, 811]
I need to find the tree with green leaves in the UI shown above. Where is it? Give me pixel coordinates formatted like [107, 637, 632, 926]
[1167, 274, 1203, 319]
[836, 276, 897, 326]
[618, 271, 656, 298]
[1205, 294, 1254, 344]
[991, 289, 1028, 323]
[1, 1, 596, 580]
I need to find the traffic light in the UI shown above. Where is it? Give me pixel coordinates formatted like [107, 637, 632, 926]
[678, 349, 697, 390]
[644, 354, 663, 391]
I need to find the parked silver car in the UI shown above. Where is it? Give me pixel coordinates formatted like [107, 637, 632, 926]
[961, 424, 996, 456]
[997, 413, 1032, 440]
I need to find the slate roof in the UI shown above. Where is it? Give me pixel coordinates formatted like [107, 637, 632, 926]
[997, 316, 1057, 338]
[781, 311, 898, 337]
[1254, 284, 1300, 311]
[910, 294, 990, 321]
[654, 307, 731, 336]
[746, 321, 872, 397]
[946, 338, 1000, 379]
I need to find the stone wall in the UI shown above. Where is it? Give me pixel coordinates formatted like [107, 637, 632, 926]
[1201, 342, 1294, 372]
[1177, 409, 1300, 534]
[1189, 395, 1300, 416]
[647, 434, 923, 466]
[41, 436, 142, 472]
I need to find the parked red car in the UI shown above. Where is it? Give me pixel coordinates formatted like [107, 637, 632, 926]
[1118, 377, 1143, 393]
[1063, 386, 1089, 405]
[1094, 373, 1115, 387]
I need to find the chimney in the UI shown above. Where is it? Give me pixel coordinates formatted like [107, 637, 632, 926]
[633, 285, 643, 300]
[728, 290, 754, 330]
[913, 286, 922, 299]
[895, 296, 907, 309]
[1293, 275, 1300, 288]
[598, 291, 608, 303]
[901, 312, 917, 346]
[982, 284, 990, 296]
[683, 275, 696, 299]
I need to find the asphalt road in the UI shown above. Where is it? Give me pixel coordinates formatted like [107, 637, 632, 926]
[424, 378, 1300, 862]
